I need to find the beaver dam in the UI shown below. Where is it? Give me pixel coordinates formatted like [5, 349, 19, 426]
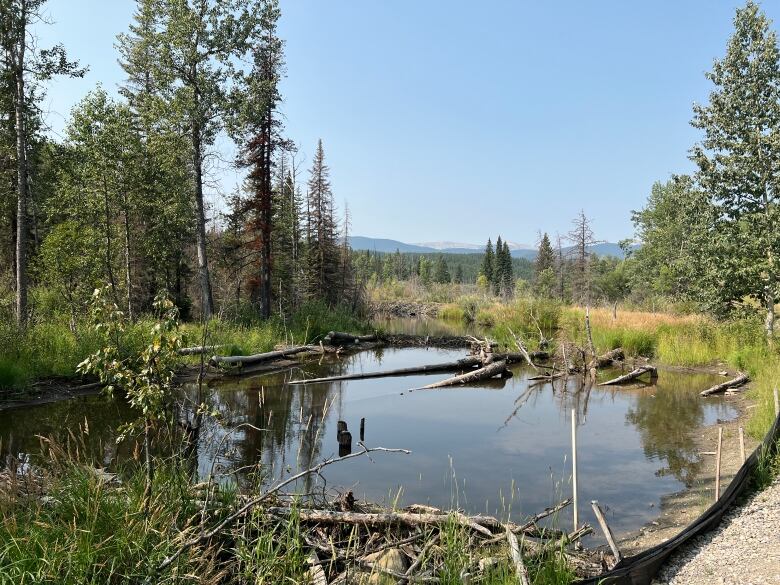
[0, 326, 738, 576]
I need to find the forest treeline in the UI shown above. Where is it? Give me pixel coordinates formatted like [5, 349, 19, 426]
[0, 0, 778, 344]
[366, 1, 780, 339]
[0, 0, 357, 329]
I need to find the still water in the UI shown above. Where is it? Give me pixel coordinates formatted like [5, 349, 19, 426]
[0, 338, 735, 538]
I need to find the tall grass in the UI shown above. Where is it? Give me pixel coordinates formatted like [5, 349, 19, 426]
[0, 300, 370, 393]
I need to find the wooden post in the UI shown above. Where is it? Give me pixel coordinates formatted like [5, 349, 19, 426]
[337, 420, 348, 438]
[774, 387, 779, 419]
[338, 430, 352, 457]
[739, 426, 746, 465]
[591, 500, 622, 565]
[360, 417, 365, 442]
[714, 426, 723, 501]
[571, 408, 579, 532]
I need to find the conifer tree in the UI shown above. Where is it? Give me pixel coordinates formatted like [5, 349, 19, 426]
[304, 139, 340, 304]
[454, 264, 464, 284]
[501, 240, 513, 297]
[493, 236, 504, 296]
[535, 233, 555, 276]
[481, 238, 494, 286]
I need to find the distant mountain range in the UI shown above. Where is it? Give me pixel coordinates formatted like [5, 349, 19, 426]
[349, 236, 632, 260]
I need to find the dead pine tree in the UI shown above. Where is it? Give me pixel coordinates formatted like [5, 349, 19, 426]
[567, 210, 598, 305]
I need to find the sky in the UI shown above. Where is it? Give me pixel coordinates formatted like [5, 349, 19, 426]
[34, 0, 780, 246]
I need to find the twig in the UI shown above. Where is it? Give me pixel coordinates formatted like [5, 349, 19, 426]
[506, 526, 530, 585]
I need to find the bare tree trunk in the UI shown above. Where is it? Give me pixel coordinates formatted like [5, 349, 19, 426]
[13, 38, 27, 327]
[192, 121, 214, 318]
[123, 207, 133, 320]
[258, 111, 272, 320]
[102, 177, 119, 304]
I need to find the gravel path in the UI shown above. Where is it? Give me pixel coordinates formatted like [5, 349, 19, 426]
[653, 478, 780, 585]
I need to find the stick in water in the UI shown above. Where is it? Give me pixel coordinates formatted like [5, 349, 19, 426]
[571, 408, 579, 532]
[714, 426, 723, 501]
[590, 500, 622, 566]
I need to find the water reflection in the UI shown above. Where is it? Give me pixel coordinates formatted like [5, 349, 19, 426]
[0, 347, 737, 537]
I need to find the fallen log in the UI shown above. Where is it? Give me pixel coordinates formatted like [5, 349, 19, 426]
[177, 344, 224, 356]
[593, 347, 624, 369]
[415, 360, 510, 390]
[700, 372, 749, 396]
[266, 507, 494, 537]
[209, 345, 320, 367]
[288, 356, 483, 385]
[598, 366, 657, 386]
[323, 331, 377, 345]
[506, 527, 531, 585]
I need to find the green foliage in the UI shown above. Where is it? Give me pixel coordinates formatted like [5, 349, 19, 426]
[77, 287, 182, 437]
[689, 1, 780, 331]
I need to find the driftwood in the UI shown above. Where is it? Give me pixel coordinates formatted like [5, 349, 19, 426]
[288, 356, 484, 385]
[209, 345, 320, 367]
[598, 366, 658, 386]
[506, 527, 531, 585]
[266, 507, 494, 537]
[177, 345, 224, 356]
[700, 372, 750, 396]
[323, 331, 377, 345]
[415, 360, 510, 390]
[593, 348, 625, 369]
[591, 500, 622, 567]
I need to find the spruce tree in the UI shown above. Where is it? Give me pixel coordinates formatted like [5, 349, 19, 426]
[501, 240, 513, 297]
[535, 233, 555, 276]
[493, 236, 504, 296]
[481, 238, 494, 286]
[454, 264, 464, 284]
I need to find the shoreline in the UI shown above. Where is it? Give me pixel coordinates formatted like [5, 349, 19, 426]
[618, 389, 760, 556]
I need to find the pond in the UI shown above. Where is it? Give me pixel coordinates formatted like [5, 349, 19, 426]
[0, 329, 737, 540]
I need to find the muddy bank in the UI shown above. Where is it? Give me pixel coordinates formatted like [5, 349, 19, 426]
[619, 391, 759, 556]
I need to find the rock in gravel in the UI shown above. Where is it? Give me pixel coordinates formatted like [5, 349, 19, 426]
[653, 478, 780, 585]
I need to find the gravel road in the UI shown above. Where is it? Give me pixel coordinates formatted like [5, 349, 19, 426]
[653, 477, 780, 585]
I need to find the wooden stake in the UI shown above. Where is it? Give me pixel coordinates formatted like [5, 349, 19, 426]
[739, 426, 746, 465]
[360, 417, 365, 442]
[571, 408, 579, 532]
[774, 387, 779, 419]
[591, 500, 622, 566]
[714, 426, 723, 501]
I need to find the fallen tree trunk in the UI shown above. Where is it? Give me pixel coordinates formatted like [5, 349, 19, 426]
[178, 344, 223, 356]
[593, 347, 624, 368]
[700, 372, 750, 396]
[415, 360, 510, 390]
[266, 507, 494, 537]
[599, 365, 657, 386]
[323, 331, 377, 345]
[209, 345, 320, 367]
[288, 356, 483, 385]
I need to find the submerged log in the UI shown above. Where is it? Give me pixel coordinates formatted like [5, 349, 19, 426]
[598, 365, 658, 386]
[288, 356, 483, 385]
[323, 331, 377, 345]
[700, 372, 750, 396]
[209, 345, 319, 367]
[415, 360, 510, 390]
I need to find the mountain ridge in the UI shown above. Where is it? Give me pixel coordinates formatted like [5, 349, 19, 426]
[349, 236, 632, 259]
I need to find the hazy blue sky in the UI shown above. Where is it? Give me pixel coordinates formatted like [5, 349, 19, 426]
[34, 1, 779, 245]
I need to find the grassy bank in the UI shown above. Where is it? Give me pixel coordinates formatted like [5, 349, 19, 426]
[0, 441, 575, 585]
[0, 301, 367, 395]
[436, 297, 779, 440]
